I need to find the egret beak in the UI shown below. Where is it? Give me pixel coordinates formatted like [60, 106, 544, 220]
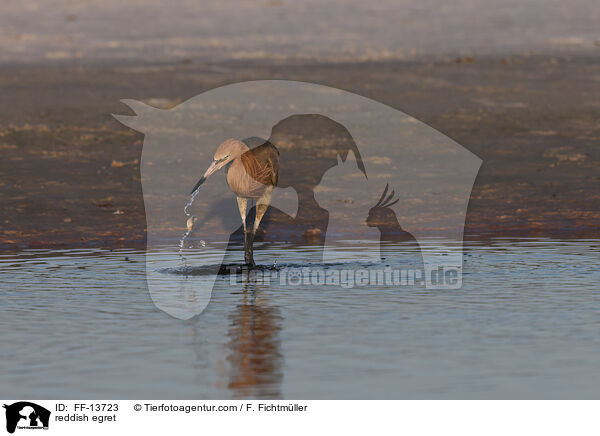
[190, 160, 221, 194]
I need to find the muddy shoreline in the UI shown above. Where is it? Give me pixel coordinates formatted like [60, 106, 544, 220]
[1, 55, 599, 251]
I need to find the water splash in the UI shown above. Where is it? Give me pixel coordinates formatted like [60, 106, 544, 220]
[178, 228, 192, 262]
[179, 190, 205, 263]
[184, 189, 200, 217]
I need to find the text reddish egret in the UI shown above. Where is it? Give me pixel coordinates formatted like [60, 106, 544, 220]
[191, 138, 279, 266]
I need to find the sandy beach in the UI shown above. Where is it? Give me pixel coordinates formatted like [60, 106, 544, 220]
[1, 55, 599, 250]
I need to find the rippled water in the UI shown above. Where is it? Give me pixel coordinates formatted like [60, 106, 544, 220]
[0, 239, 598, 399]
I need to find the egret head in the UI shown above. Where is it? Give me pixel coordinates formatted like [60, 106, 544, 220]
[191, 139, 247, 194]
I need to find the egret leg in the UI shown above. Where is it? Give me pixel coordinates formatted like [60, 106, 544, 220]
[236, 197, 252, 266]
[245, 232, 255, 267]
[253, 189, 273, 235]
[247, 187, 273, 266]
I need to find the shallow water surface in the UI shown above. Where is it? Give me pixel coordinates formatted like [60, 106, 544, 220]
[0, 239, 598, 399]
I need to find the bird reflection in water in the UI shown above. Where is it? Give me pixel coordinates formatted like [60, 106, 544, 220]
[226, 273, 284, 398]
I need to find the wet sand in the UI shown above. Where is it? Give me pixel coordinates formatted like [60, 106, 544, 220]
[1, 55, 599, 250]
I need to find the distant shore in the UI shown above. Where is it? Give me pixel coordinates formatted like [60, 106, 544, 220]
[1, 54, 599, 251]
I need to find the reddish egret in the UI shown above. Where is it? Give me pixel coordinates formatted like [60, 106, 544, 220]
[191, 138, 279, 266]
